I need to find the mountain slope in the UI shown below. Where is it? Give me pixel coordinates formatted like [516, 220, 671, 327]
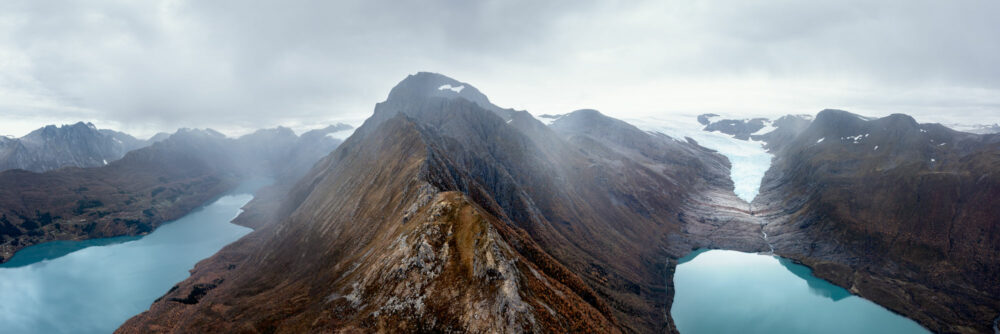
[120, 72, 765, 333]
[756, 109, 1000, 333]
[119, 114, 617, 332]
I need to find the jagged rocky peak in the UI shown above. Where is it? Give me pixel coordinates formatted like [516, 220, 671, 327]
[0, 121, 152, 173]
[22, 121, 99, 143]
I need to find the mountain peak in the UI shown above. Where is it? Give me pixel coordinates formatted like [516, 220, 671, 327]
[384, 72, 505, 116]
[550, 109, 623, 131]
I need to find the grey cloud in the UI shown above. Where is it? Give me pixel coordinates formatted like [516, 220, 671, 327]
[0, 0, 997, 137]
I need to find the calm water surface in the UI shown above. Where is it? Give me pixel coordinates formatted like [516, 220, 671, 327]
[671, 249, 930, 334]
[0, 186, 260, 334]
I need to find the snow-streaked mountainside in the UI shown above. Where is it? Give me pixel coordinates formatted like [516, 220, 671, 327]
[624, 115, 774, 204]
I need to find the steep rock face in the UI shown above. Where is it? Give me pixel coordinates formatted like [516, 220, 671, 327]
[120, 72, 760, 333]
[755, 109, 1000, 333]
[0, 122, 150, 173]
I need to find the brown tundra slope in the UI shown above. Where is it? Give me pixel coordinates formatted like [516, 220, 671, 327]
[119, 72, 768, 333]
[754, 109, 1000, 333]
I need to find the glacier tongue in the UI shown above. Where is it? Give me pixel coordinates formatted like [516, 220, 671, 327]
[627, 115, 773, 204]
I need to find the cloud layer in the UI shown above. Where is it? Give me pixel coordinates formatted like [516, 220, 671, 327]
[1, 0, 998, 137]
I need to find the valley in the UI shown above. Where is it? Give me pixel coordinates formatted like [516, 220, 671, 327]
[0, 73, 996, 333]
[115, 73, 999, 333]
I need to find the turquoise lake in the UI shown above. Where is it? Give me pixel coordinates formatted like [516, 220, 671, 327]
[0, 187, 258, 334]
[671, 249, 931, 334]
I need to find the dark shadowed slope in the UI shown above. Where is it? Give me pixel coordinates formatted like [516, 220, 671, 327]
[755, 109, 1000, 333]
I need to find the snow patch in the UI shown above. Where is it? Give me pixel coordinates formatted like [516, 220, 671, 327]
[874, 145, 879, 151]
[752, 120, 777, 135]
[437, 84, 465, 93]
[841, 134, 866, 144]
[536, 114, 564, 126]
[930, 158, 936, 162]
[816, 137, 825, 143]
[102, 159, 108, 165]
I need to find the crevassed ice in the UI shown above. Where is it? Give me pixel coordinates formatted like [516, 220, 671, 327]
[627, 115, 774, 204]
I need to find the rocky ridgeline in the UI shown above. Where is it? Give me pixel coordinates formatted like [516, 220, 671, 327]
[112, 73, 1000, 333]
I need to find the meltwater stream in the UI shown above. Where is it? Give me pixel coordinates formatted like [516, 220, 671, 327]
[0, 183, 262, 334]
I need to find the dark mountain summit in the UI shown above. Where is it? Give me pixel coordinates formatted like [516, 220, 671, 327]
[361, 72, 517, 130]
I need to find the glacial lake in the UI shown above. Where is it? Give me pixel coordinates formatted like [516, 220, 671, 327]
[671, 249, 930, 334]
[0, 185, 260, 334]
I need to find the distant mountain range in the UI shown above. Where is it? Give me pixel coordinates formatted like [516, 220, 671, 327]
[0, 123, 352, 264]
[0, 122, 354, 174]
[0, 122, 157, 173]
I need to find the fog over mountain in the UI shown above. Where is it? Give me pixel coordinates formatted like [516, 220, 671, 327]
[2, 0, 999, 137]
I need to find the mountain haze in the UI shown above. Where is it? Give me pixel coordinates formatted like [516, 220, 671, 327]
[0, 125, 350, 264]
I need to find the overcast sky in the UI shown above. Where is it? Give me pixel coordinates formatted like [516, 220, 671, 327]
[1, 0, 998, 138]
